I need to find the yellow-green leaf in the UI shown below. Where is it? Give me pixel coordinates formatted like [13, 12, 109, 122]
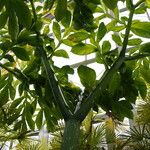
[71, 43, 97, 55]
[67, 32, 89, 42]
[54, 50, 69, 58]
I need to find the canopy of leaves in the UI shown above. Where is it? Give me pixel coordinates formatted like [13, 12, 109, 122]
[0, 0, 150, 149]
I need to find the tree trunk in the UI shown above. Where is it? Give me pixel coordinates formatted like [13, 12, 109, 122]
[61, 119, 81, 150]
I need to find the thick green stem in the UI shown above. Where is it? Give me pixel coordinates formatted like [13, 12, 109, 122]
[61, 119, 81, 150]
[29, 0, 72, 120]
[38, 47, 72, 120]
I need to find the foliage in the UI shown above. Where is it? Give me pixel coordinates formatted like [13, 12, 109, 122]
[0, 0, 150, 149]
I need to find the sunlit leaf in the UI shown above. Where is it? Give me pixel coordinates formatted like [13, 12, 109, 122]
[71, 43, 97, 55]
[53, 22, 61, 40]
[131, 22, 150, 38]
[54, 50, 69, 58]
[67, 31, 89, 42]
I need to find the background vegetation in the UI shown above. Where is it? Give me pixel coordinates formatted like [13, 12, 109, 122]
[0, 0, 150, 149]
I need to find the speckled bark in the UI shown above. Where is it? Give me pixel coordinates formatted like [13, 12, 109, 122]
[61, 119, 81, 150]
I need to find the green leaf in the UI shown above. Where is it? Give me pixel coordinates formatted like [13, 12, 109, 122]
[4, 54, 15, 62]
[135, 78, 147, 99]
[43, 25, 50, 35]
[125, 84, 138, 103]
[61, 10, 71, 28]
[53, 22, 61, 40]
[25, 104, 35, 130]
[67, 32, 89, 42]
[128, 38, 142, 46]
[139, 42, 150, 53]
[146, 0, 150, 8]
[54, 50, 69, 58]
[96, 52, 103, 64]
[112, 100, 133, 120]
[102, 41, 111, 53]
[126, 0, 133, 10]
[112, 34, 122, 46]
[13, 0, 32, 29]
[102, 0, 118, 10]
[54, 0, 67, 21]
[12, 47, 29, 61]
[8, 10, 19, 41]
[36, 110, 43, 130]
[13, 121, 22, 131]
[0, 74, 8, 90]
[135, 5, 146, 14]
[44, 0, 55, 10]
[0, 86, 9, 107]
[0, 11, 8, 29]
[9, 97, 24, 110]
[140, 67, 150, 83]
[97, 22, 107, 42]
[71, 43, 97, 55]
[0, 0, 5, 11]
[44, 107, 55, 131]
[31, 100, 37, 115]
[108, 73, 120, 95]
[60, 65, 74, 74]
[131, 22, 150, 38]
[63, 39, 76, 47]
[9, 86, 16, 100]
[77, 65, 96, 89]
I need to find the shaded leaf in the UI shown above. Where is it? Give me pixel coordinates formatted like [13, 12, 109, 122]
[9, 97, 24, 110]
[36, 110, 43, 130]
[0, 0, 5, 11]
[61, 10, 71, 28]
[25, 106, 35, 130]
[12, 47, 29, 61]
[108, 73, 120, 95]
[9, 86, 16, 100]
[54, 0, 67, 21]
[135, 78, 147, 99]
[97, 22, 107, 42]
[139, 42, 150, 53]
[0, 86, 9, 107]
[13, 0, 32, 29]
[0, 11, 8, 29]
[8, 10, 19, 41]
